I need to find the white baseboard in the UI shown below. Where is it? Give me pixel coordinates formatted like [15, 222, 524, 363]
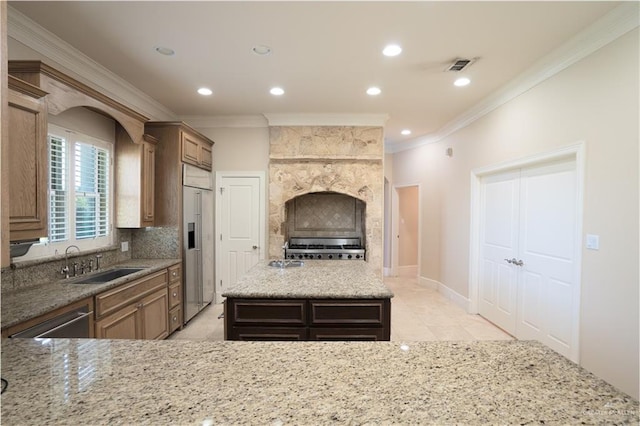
[418, 277, 439, 289]
[418, 276, 470, 311]
[439, 282, 470, 312]
[397, 265, 418, 277]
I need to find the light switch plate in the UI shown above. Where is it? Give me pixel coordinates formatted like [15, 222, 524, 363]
[121, 241, 129, 252]
[586, 234, 599, 250]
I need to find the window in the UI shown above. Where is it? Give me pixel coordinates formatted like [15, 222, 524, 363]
[21, 124, 114, 260]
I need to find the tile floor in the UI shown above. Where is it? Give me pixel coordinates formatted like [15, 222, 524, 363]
[169, 275, 513, 342]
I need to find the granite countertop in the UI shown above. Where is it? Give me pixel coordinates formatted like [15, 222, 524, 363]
[222, 260, 393, 299]
[1, 338, 637, 425]
[1, 258, 181, 329]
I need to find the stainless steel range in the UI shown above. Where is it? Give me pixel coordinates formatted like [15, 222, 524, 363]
[285, 237, 365, 260]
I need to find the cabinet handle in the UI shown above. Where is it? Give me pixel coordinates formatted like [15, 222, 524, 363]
[173, 292, 178, 297]
[172, 271, 177, 277]
[172, 316, 177, 322]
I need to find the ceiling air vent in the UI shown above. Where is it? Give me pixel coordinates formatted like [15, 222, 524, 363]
[446, 58, 476, 72]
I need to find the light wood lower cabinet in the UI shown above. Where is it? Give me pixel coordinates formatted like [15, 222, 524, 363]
[95, 303, 138, 339]
[167, 263, 182, 335]
[94, 267, 173, 340]
[140, 288, 169, 340]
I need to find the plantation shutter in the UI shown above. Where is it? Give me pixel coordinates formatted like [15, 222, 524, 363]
[74, 142, 109, 239]
[48, 135, 68, 242]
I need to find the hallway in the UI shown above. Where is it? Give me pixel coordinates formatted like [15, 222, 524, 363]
[170, 276, 513, 342]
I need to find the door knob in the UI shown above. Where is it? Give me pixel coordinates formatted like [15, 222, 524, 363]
[252, 245, 259, 249]
[504, 258, 524, 266]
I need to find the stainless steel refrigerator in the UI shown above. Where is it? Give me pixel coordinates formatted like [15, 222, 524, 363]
[183, 164, 214, 324]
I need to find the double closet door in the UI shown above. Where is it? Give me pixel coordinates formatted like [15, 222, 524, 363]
[478, 159, 579, 360]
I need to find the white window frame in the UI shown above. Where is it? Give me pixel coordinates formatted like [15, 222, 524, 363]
[20, 124, 114, 261]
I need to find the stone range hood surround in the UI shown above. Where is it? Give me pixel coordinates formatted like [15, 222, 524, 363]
[269, 126, 383, 274]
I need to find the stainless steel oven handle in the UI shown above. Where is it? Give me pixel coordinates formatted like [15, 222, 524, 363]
[33, 311, 93, 338]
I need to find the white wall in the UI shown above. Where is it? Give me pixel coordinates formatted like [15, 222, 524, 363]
[196, 127, 270, 173]
[392, 29, 639, 398]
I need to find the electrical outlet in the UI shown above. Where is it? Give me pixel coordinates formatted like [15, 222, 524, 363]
[121, 241, 129, 252]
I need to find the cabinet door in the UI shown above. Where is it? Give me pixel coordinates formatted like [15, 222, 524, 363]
[140, 288, 169, 340]
[95, 303, 140, 339]
[8, 85, 48, 241]
[181, 132, 200, 166]
[141, 141, 155, 226]
[200, 143, 213, 170]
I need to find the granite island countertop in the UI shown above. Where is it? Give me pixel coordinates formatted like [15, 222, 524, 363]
[222, 260, 393, 299]
[1, 338, 638, 425]
[1, 258, 181, 329]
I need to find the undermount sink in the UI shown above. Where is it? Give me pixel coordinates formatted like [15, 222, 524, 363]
[69, 267, 146, 284]
[268, 260, 304, 268]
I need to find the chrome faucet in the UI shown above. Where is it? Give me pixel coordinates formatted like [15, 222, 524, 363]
[61, 245, 80, 278]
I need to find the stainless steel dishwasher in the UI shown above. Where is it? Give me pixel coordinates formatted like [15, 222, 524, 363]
[10, 306, 92, 338]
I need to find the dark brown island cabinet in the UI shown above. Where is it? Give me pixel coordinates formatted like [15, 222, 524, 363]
[224, 297, 391, 341]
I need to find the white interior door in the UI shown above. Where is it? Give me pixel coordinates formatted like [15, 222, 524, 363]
[216, 173, 264, 304]
[517, 161, 577, 356]
[478, 159, 579, 359]
[478, 170, 520, 334]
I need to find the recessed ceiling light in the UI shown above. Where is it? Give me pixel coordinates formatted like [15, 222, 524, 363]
[197, 87, 213, 96]
[401, 129, 412, 136]
[155, 46, 175, 56]
[366, 87, 382, 96]
[454, 77, 471, 87]
[270, 87, 285, 96]
[383, 44, 402, 57]
[252, 45, 272, 56]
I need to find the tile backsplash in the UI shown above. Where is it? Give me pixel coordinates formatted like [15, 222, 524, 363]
[286, 192, 365, 240]
[1, 229, 133, 291]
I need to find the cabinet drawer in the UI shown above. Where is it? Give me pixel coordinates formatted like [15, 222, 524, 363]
[168, 281, 182, 310]
[310, 300, 387, 326]
[95, 269, 168, 318]
[168, 263, 181, 283]
[309, 327, 385, 341]
[169, 305, 182, 334]
[231, 327, 308, 341]
[231, 299, 306, 326]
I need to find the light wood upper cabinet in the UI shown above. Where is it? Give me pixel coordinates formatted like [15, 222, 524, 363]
[142, 135, 156, 226]
[115, 126, 157, 228]
[7, 76, 48, 242]
[178, 125, 214, 171]
[145, 122, 214, 228]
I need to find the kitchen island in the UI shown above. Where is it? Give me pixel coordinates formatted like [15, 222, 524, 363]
[1, 338, 638, 425]
[222, 260, 394, 341]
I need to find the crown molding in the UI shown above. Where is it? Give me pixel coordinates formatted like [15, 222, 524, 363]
[7, 6, 176, 122]
[264, 113, 389, 127]
[180, 115, 269, 129]
[386, 2, 640, 154]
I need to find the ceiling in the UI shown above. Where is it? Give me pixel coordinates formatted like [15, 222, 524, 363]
[9, 1, 619, 149]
